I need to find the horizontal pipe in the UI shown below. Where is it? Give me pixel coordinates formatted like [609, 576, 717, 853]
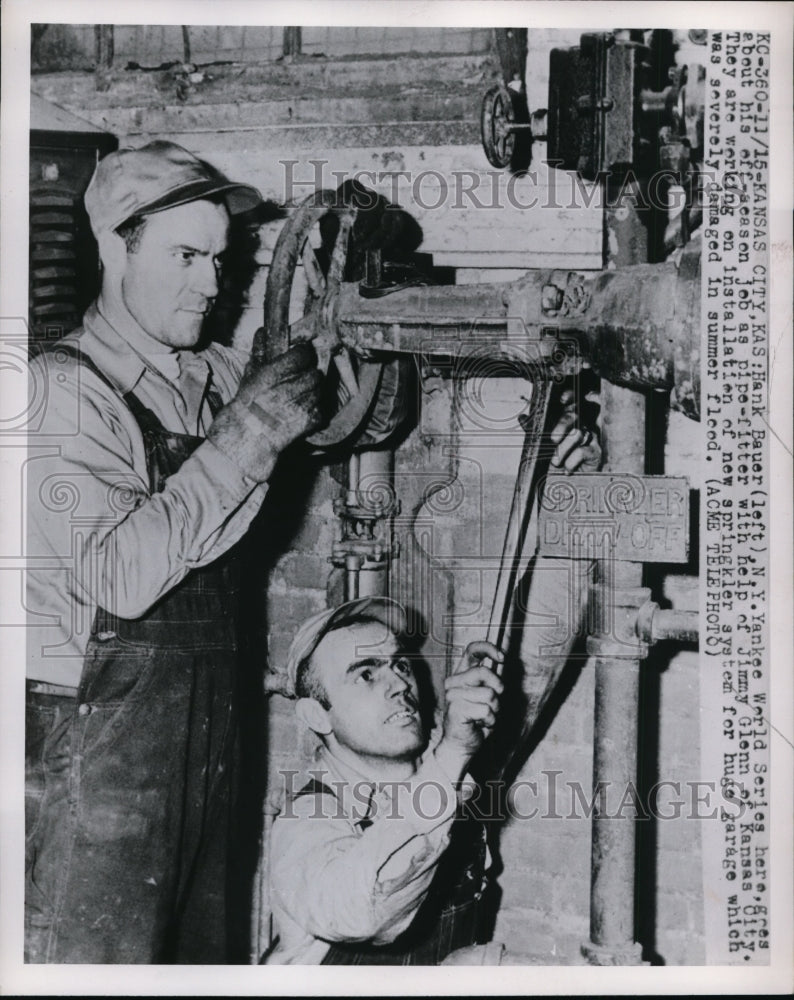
[336, 241, 701, 419]
[650, 608, 699, 643]
[636, 602, 699, 644]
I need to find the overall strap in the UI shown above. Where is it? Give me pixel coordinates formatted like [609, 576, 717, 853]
[41, 340, 118, 395]
[46, 339, 225, 432]
[122, 371, 225, 432]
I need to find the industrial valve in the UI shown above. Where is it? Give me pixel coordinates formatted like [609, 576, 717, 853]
[480, 82, 533, 170]
[481, 28, 706, 189]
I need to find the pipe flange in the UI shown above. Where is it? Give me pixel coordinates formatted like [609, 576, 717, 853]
[581, 939, 647, 966]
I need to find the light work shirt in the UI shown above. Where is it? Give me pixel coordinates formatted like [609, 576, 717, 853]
[266, 742, 480, 965]
[25, 300, 266, 686]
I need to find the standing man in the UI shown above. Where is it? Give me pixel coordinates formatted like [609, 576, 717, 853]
[25, 141, 322, 963]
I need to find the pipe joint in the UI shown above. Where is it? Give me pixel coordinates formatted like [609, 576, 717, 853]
[636, 601, 699, 644]
[635, 599, 660, 644]
[587, 584, 651, 659]
[586, 635, 648, 659]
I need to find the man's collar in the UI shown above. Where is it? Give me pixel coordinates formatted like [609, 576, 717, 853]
[77, 302, 149, 394]
[312, 745, 377, 826]
[313, 740, 446, 828]
[79, 300, 194, 395]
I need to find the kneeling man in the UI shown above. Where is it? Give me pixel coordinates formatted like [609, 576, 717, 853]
[266, 597, 503, 965]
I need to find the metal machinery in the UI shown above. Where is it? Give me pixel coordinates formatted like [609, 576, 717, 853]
[256, 29, 706, 964]
[29, 95, 118, 345]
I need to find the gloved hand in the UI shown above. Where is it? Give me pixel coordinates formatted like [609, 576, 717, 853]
[207, 342, 323, 483]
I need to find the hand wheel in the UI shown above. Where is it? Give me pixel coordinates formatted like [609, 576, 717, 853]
[254, 188, 410, 450]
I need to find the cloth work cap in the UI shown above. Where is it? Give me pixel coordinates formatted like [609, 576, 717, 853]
[285, 597, 408, 698]
[84, 140, 262, 237]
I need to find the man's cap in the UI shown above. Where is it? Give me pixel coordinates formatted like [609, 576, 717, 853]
[84, 140, 263, 237]
[284, 597, 408, 699]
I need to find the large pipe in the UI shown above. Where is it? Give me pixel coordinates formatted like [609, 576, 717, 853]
[335, 244, 701, 420]
[582, 180, 650, 966]
[355, 448, 394, 600]
[584, 385, 647, 966]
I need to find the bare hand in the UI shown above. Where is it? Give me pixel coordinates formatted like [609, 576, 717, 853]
[549, 388, 601, 474]
[435, 641, 504, 781]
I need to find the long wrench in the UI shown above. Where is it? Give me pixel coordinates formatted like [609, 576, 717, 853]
[483, 379, 554, 675]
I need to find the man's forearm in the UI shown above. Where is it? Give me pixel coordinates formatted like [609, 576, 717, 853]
[87, 440, 263, 617]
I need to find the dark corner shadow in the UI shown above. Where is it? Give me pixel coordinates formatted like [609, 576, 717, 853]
[230, 441, 326, 962]
[637, 636, 666, 966]
[634, 569, 698, 967]
[467, 615, 693, 965]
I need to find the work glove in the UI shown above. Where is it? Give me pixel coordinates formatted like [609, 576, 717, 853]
[207, 342, 323, 483]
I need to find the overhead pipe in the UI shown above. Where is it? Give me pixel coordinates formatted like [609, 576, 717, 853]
[335, 245, 702, 421]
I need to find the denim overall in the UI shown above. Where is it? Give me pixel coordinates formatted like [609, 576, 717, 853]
[25, 345, 241, 963]
[294, 779, 490, 965]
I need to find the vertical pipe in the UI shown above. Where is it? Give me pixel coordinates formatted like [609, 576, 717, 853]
[586, 384, 646, 965]
[344, 453, 361, 601]
[356, 449, 394, 599]
[341, 449, 394, 602]
[583, 174, 650, 965]
[345, 555, 361, 601]
[591, 654, 641, 948]
[93, 25, 114, 90]
[181, 25, 192, 65]
[282, 27, 302, 60]
[347, 452, 360, 506]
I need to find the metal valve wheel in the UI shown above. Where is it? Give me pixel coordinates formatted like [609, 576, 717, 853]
[254, 188, 410, 451]
[480, 84, 532, 170]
